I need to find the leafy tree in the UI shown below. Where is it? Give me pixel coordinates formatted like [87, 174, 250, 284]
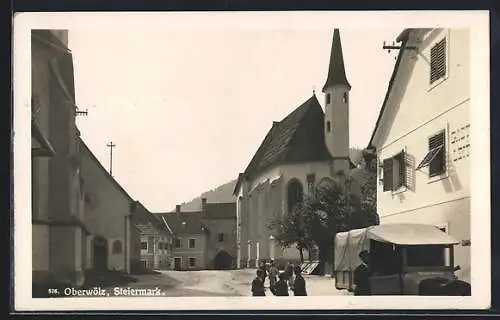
[269, 147, 380, 274]
[268, 202, 314, 263]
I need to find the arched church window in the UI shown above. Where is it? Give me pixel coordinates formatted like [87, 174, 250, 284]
[287, 179, 304, 214]
[112, 240, 122, 254]
[343, 92, 349, 104]
[326, 121, 331, 133]
[326, 93, 331, 104]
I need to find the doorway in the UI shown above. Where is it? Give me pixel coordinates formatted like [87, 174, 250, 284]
[174, 257, 182, 271]
[213, 250, 233, 270]
[93, 236, 108, 271]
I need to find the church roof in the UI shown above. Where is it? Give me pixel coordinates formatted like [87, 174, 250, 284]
[241, 94, 332, 181]
[322, 29, 351, 91]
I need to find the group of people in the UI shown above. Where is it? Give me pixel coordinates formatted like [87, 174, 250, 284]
[251, 260, 307, 296]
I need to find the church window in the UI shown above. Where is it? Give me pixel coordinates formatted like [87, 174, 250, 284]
[326, 93, 331, 104]
[217, 233, 225, 242]
[430, 37, 447, 85]
[326, 121, 331, 133]
[112, 240, 122, 254]
[343, 92, 349, 103]
[287, 179, 304, 214]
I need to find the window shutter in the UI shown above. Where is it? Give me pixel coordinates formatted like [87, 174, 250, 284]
[398, 151, 407, 188]
[429, 131, 446, 176]
[430, 38, 447, 84]
[383, 158, 393, 191]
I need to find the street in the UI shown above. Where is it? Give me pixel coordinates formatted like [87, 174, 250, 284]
[113, 269, 350, 297]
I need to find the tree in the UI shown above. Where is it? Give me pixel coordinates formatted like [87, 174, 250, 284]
[268, 202, 314, 263]
[269, 147, 380, 274]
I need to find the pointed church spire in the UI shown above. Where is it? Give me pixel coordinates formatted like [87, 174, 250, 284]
[322, 29, 351, 92]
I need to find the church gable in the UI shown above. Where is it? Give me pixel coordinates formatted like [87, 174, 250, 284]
[242, 95, 331, 180]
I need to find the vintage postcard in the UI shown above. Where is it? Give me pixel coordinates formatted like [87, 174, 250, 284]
[13, 11, 490, 311]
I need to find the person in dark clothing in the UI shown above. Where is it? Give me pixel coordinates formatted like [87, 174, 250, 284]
[353, 250, 371, 296]
[258, 260, 268, 286]
[268, 260, 278, 289]
[284, 263, 295, 289]
[271, 272, 289, 296]
[291, 265, 307, 296]
[251, 269, 266, 296]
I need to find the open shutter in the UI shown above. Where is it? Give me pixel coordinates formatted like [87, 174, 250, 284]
[429, 130, 446, 177]
[383, 158, 393, 192]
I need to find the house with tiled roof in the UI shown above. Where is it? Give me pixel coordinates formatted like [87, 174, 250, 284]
[133, 201, 173, 271]
[154, 198, 236, 270]
[368, 28, 471, 283]
[234, 29, 357, 269]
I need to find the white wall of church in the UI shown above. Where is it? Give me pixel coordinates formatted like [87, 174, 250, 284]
[237, 161, 332, 267]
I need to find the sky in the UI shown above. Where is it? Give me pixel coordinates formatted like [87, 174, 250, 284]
[68, 20, 401, 212]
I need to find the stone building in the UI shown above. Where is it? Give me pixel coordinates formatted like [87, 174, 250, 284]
[155, 198, 236, 270]
[31, 29, 89, 290]
[135, 202, 173, 271]
[234, 29, 356, 269]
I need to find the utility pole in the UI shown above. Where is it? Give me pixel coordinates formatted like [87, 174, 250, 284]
[107, 141, 116, 177]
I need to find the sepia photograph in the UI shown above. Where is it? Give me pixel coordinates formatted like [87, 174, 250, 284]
[13, 11, 490, 311]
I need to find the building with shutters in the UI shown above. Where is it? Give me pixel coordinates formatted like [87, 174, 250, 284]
[368, 28, 471, 283]
[135, 201, 173, 271]
[233, 29, 358, 270]
[154, 198, 237, 271]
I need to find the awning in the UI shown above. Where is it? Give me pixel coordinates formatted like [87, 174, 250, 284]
[367, 223, 459, 246]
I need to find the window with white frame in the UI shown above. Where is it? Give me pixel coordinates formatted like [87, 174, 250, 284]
[382, 150, 408, 192]
[430, 37, 447, 85]
[189, 238, 196, 249]
[189, 258, 196, 267]
[417, 130, 446, 177]
[174, 238, 181, 249]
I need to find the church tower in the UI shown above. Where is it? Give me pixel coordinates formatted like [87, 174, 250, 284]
[322, 29, 351, 176]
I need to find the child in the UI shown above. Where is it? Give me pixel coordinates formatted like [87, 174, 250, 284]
[271, 272, 289, 296]
[291, 265, 307, 296]
[251, 269, 266, 296]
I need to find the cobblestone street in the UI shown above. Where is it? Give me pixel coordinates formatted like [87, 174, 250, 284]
[114, 269, 350, 297]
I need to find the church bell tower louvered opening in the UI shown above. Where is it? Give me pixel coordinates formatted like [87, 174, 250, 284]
[322, 29, 351, 176]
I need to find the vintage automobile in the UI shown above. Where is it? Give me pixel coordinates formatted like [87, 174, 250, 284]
[334, 223, 471, 295]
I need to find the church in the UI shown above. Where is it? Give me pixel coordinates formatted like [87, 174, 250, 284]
[234, 29, 357, 269]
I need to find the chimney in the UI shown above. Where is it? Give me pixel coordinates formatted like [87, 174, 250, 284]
[201, 198, 207, 218]
[176, 205, 181, 218]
